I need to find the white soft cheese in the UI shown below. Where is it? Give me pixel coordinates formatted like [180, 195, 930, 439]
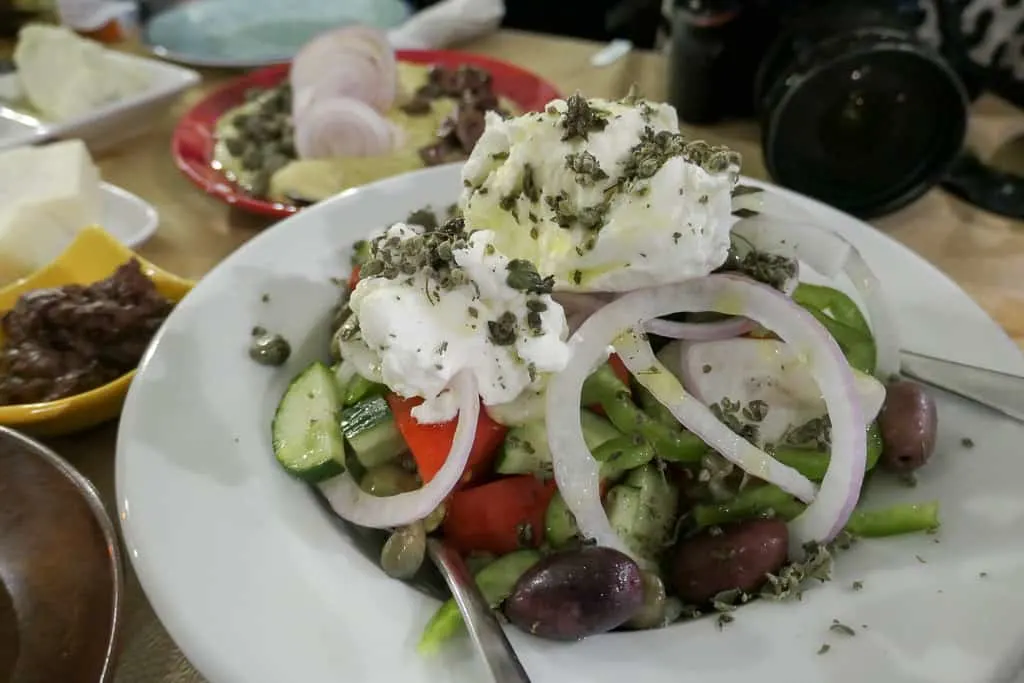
[13, 24, 150, 121]
[459, 95, 736, 292]
[657, 338, 886, 446]
[344, 224, 570, 423]
[0, 139, 102, 284]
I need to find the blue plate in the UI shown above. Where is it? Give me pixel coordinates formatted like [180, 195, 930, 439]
[142, 0, 412, 68]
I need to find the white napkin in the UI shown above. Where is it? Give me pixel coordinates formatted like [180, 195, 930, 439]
[387, 0, 505, 50]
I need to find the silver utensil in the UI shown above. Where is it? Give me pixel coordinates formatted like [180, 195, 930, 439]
[426, 538, 533, 683]
[900, 349, 1024, 424]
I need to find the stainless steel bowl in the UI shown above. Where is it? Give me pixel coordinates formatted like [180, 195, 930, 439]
[0, 425, 124, 682]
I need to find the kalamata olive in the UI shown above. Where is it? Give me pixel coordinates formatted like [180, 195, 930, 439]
[504, 546, 644, 641]
[879, 380, 938, 473]
[670, 518, 788, 605]
[623, 571, 667, 630]
[380, 522, 426, 579]
[359, 464, 418, 497]
[248, 332, 290, 366]
[454, 106, 486, 150]
[419, 142, 454, 167]
[400, 97, 432, 116]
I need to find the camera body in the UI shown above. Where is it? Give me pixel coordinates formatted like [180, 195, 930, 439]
[667, 0, 930, 124]
[666, 0, 968, 217]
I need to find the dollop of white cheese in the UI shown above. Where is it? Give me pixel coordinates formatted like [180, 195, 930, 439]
[657, 338, 886, 446]
[459, 94, 736, 292]
[343, 223, 570, 423]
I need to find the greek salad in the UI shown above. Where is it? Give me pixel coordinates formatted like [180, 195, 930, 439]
[267, 90, 940, 650]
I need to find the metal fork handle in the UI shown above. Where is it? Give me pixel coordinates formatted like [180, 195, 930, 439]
[426, 539, 533, 683]
[900, 350, 1024, 424]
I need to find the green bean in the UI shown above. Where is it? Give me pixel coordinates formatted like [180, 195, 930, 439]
[845, 502, 940, 538]
[418, 549, 541, 654]
[773, 424, 883, 481]
[595, 434, 657, 481]
[692, 484, 802, 529]
[582, 365, 705, 463]
[792, 283, 870, 334]
[801, 304, 876, 375]
[692, 486, 940, 538]
[635, 382, 682, 431]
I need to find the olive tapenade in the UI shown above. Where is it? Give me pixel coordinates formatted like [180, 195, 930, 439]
[0, 260, 174, 405]
[414, 64, 507, 166]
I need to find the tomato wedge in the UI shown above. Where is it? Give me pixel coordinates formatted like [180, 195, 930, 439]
[347, 265, 361, 291]
[443, 476, 557, 555]
[608, 353, 630, 385]
[386, 393, 506, 487]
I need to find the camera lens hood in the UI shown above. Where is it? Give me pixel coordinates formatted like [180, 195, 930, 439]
[757, 26, 968, 218]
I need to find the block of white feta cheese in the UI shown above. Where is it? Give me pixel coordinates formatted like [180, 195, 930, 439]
[13, 24, 150, 122]
[0, 139, 102, 284]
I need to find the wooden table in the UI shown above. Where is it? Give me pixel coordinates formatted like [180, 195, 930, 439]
[45, 29, 1024, 683]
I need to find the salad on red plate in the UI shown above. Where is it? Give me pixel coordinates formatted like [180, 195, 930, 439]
[173, 26, 559, 217]
[263, 87, 940, 651]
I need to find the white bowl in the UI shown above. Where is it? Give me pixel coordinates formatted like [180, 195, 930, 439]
[117, 164, 1024, 683]
[0, 52, 199, 152]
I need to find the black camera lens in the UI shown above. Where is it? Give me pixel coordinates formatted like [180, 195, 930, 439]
[757, 22, 967, 218]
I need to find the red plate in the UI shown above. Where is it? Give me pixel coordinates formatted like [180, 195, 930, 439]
[172, 50, 562, 218]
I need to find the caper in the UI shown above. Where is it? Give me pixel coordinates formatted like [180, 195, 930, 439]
[423, 502, 446, 533]
[380, 522, 426, 579]
[249, 170, 270, 198]
[264, 152, 290, 175]
[359, 464, 419, 497]
[241, 145, 262, 171]
[624, 571, 667, 630]
[248, 332, 291, 366]
[224, 136, 246, 157]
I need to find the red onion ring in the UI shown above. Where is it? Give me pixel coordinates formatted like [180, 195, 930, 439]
[643, 316, 755, 341]
[319, 371, 479, 528]
[546, 275, 866, 558]
[732, 198, 901, 379]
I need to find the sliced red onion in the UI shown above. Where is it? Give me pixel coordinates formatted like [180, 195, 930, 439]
[545, 335, 638, 562]
[844, 246, 901, 380]
[319, 371, 479, 528]
[291, 25, 397, 116]
[547, 275, 866, 555]
[557, 292, 755, 341]
[730, 195, 901, 379]
[295, 96, 402, 160]
[643, 316, 755, 341]
[615, 333, 816, 504]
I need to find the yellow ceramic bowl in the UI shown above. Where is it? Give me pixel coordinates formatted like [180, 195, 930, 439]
[0, 226, 194, 437]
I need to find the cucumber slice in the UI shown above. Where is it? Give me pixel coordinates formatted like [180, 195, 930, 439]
[605, 464, 679, 562]
[495, 409, 622, 477]
[344, 374, 386, 406]
[544, 492, 579, 548]
[340, 395, 407, 468]
[271, 361, 346, 482]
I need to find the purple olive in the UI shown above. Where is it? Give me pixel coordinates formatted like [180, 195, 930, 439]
[504, 546, 643, 641]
